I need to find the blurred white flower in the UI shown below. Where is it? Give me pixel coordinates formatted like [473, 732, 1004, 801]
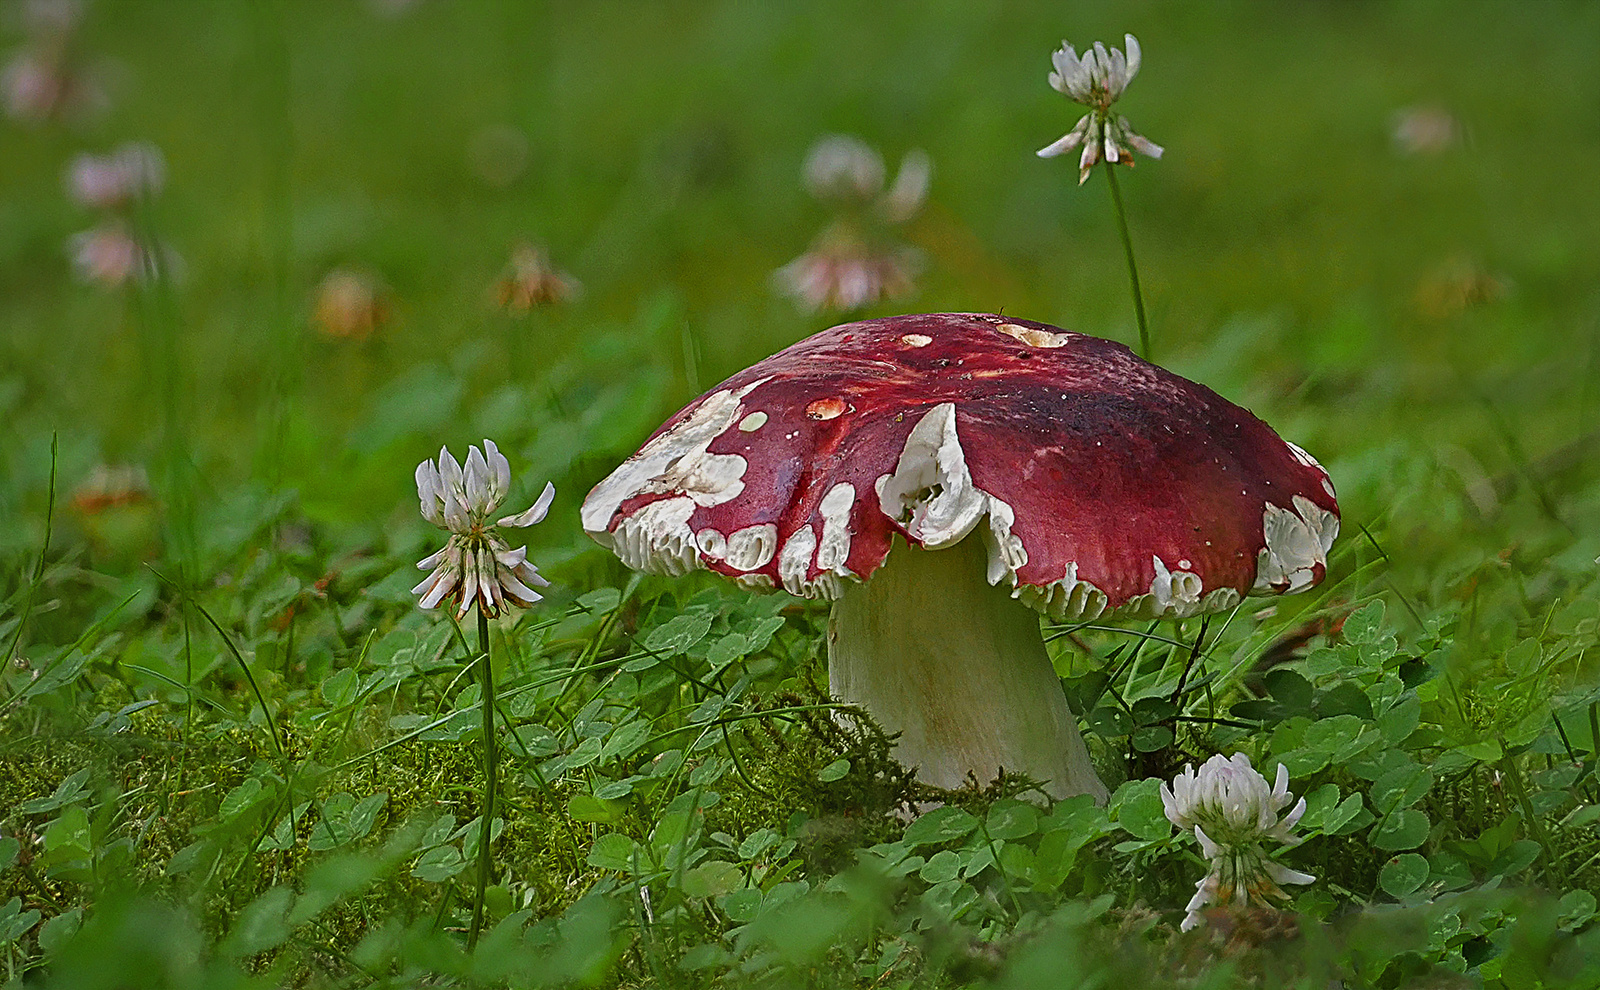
[775, 232, 919, 313]
[15, 0, 87, 35]
[877, 148, 932, 225]
[494, 242, 580, 313]
[68, 221, 173, 288]
[2, 1, 104, 124]
[413, 440, 555, 620]
[66, 142, 165, 210]
[2, 50, 53, 120]
[1037, 33, 1163, 184]
[803, 135, 886, 206]
[1161, 753, 1314, 932]
[802, 134, 931, 223]
[1391, 104, 1459, 156]
[779, 135, 930, 313]
[1413, 256, 1506, 320]
[2, 47, 100, 122]
[314, 268, 389, 341]
[70, 463, 151, 514]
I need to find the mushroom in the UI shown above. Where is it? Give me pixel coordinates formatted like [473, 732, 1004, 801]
[580, 313, 1339, 802]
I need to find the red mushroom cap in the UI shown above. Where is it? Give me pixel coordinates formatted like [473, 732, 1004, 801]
[581, 313, 1339, 618]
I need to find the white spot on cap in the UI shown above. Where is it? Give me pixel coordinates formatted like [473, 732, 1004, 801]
[1253, 495, 1339, 595]
[816, 483, 856, 571]
[695, 527, 727, 559]
[777, 525, 818, 596]
[1141, 556, 1204, 618]
[611, 497, 699, 575]
[1322, 477, 1337, 499]
[725, 524, 779, 571]
[1015, 563, 1108, 620]
[1199, 587, 1241, 611]
[900, 333, 932, 347]
[983, 496, 1027, 587]
[581, 378, 769, 548]
[738, 411, 768, 432]
[805, 397, 849, 421]
[995, 323, 1073, 348]
[1284, 439, 1325, 472]
[874, 403, 986, 549]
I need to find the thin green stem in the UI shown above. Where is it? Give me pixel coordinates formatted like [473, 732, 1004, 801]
[1500, 756, 1563, 891]
[250, 0, 296, 487]
[189, 597, 286, 758]
[4, 432, 56, 674]
[469, 607, 497, 949]
[1103, 161, 1151, 360]
[180, 589, 194, 789]
[1589, 701, 1599, 760]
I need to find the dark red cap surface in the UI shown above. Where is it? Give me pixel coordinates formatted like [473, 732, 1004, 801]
[581, 313, 1339, 618]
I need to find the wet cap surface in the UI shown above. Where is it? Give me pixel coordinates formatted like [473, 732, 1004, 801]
[582, 313, 1339, 618]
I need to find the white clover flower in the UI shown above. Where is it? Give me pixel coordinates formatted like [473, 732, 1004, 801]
[412, 440, 555, 620]
[65, 142, 165, 210]
[803, 135, 887, 206]
[801, 135, 932, 223]
[314, 268, 389, 341]
[1160, 753, 1315, 932]
[780, 135, 930, 313]
[1036, 33, 1164, 185]
[494, 242, 580, 313]
[68, 221, 176, 289]
[774, 229, 920, 314]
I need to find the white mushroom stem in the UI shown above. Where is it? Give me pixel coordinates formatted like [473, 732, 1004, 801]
[826, 536, 1108, 803]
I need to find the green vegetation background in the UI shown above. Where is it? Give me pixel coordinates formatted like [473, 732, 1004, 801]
[2, 1, 1599, 987]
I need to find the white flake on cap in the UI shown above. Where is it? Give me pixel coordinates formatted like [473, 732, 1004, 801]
[816, 483, 856, 571]
[996, 323, 1073, 348]
[700, 522, 780, 573]
[1253, 495, 1339, 594]
[1017, 561, 1243, 621]
[876, 403, 1037, 594]
[738, 411, 768, 432]
[726, 524, 779, 571]
[1015, 562, 1109, 620]
[1284, 440, 1322, 471]
[696, 527, 727, 560]
[611, 497, 698, 575]
[772, 490, 858, 601]
[778, 525, 817, 594]
[875, 403, 987, 549]
[1285, 439, 1338, 501]
[580, 378, 769, 549]
[982, 497, 1028, 587]
[1198, 587, 1242, 612]
[734, 572, 775, 591]
[806, 397, 849, 420]
[775, 523, 846, 599]
[900, 333, 932, 347]
[1122, 556, 1205, 618]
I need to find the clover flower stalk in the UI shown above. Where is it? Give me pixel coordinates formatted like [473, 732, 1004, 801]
[1036, 33, 1162, 360]
[412, 440, 554, 947]
[1161, 753, 1316, 932]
